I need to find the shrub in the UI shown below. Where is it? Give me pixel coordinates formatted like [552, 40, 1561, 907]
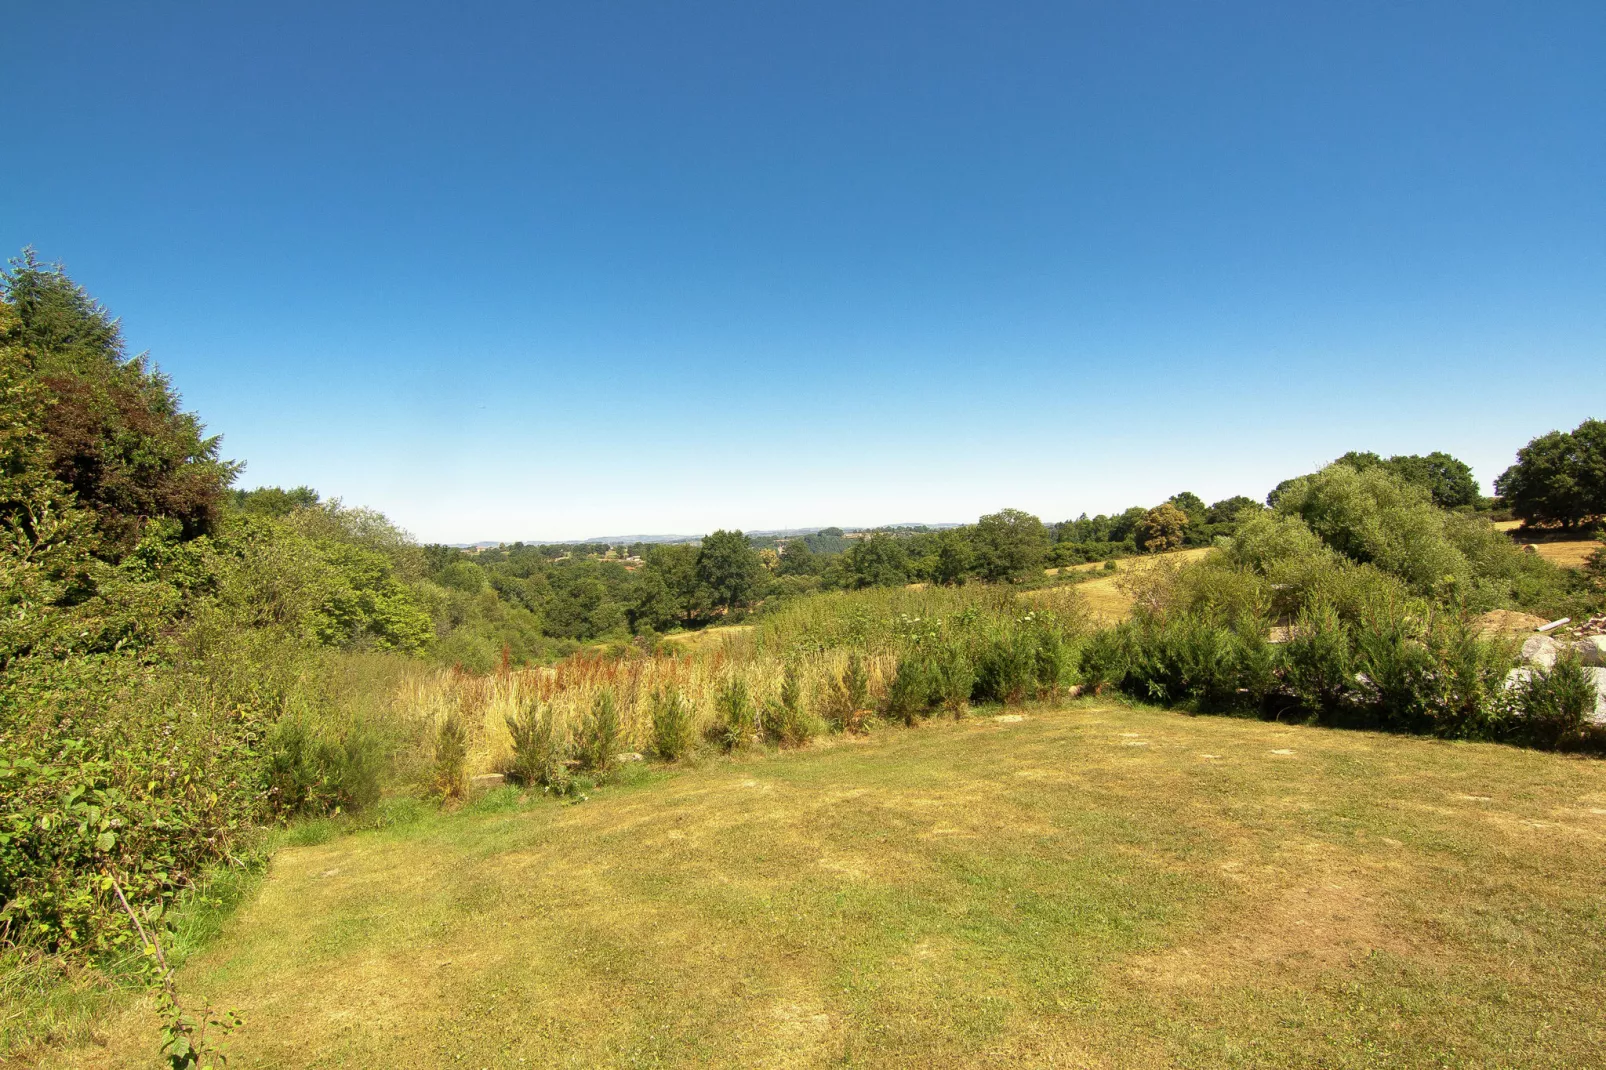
[932, 642, 976, 718]
[1280, 600, 1353, 719]
[972, 628, 1037, 705]
[505, 698, 570, 792]
[1078, 626, 1130, 694]
[649, 686, 696, 761]
[432, 711, 469, 800]
[711, 676, 758, 751]
[262, 712, 385, 817]
[819, 654, 872, 733]
[764, 666, 821, 746]
[1030, 623, 1074, 698]
[843, 652, 871, 713]
[575, 689, 622, 773]
[1511, 653, 1597, 748]
[1113, 614, 1263, 710]
[885, 654, 937, 725]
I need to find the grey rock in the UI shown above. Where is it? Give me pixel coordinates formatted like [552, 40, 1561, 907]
[1589, 667, 1606, 726]
[1520, 635, 1559, 670]
[1577, 635, 1606, 668]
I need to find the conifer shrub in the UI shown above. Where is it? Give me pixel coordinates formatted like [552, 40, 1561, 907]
[764, 666, 822, 746]
[1510, 653, 1597, 748]
[650, 686, 696, 761]
[575, 689, 622, 773]
[1280, 600, 1353, 718]
[1119, 615, 1263, 710]
[1078, 626, 1132, 694]
[432, 711, 469, 800]
[885, 654, 938, 725]
[932, 642, 976, 718]
[262, 712, 385, 817]
[711, 676, 758, 751]
[505, 698, 571, 792]
[971, 627, 1037, 705]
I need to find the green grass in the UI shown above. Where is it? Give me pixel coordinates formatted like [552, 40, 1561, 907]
[32, 700, 1606, 1068]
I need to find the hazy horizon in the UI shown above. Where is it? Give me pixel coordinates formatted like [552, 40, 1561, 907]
[9, 2, 1603, 543]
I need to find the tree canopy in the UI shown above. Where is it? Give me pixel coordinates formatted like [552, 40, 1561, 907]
[970, 508, 1049, 582]
[1, 250, 237, 555]
[1495, 419, 1606, 528]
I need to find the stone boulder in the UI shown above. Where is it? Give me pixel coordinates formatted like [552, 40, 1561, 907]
[1578, 635, 1606, 668]
[1520, 635, 1559, 671]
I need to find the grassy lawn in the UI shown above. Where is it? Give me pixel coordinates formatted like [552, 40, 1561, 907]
[48, 700, 1606, 1069]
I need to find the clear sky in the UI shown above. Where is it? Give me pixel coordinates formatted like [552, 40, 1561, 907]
[6, 2, 1603, 542]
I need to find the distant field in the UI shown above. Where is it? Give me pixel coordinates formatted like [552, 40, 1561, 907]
[1493, 520, 1601, 569]
[1037, 548, 1213, 622]
[50, 700, 1606, 1069]
[660, 623, 754, 650]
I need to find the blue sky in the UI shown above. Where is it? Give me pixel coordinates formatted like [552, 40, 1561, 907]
[6, 1, 1603, 542]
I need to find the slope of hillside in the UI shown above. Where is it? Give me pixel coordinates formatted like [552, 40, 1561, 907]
[49, 700, 1606, 1070]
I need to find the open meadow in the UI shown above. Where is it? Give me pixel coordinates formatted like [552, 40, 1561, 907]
[35, 698, 1606, 1070]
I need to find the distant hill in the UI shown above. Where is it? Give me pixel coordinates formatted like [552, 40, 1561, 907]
[451, 523, 966, 549]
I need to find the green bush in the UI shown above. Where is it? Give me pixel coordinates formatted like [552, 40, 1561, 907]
[764, 666, 821, 746]
[1077, 627, 1130, 694]
[1279, 600, 1353, 718]
[650, 686, 696, 761]
[932, 642, 976, 717]
[505, 699, 570, 792]
[711, 676, 757, 751]
[885, 654, 937, 725]
[262, 712, 385, 817]
[1510, 654, 1597, 748]
[432, 712, 469, 800]
[972, 627, 1037, 705]
[575, 689, 622, 773]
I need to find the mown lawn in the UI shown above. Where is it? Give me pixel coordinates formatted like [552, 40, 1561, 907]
[47, 700, 1606, 1069]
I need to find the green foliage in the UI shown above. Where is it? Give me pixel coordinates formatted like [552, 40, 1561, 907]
[842, 532, 909, 589]
[262, 712, 385, 818]
[1279, 600, 1354, 717]
[930, 642, 976, 717]
[575, 689, 622, 773]
[229, 485, 318, 517]
[764, 665, 821, 746]
[2, 251, 238, 555]
[819, 652, 873, 733]
[1495, 418, 1606, 528]
[1251, 463, 1573, 615]
[504, 699, 570, 793]
[971, 625, 1040, 705]
[649, 686, 696, 761]
[711, 676, 758, 751]
[1507, 654, 1597, 748]
[930, 529, 973, 585]
[776, 538, 818, 576]
[696, 530, 764, 611]
[885, 654, 937, 725]
[1205, 496, 1262, 524]
[971, 509, 1049, 583]
[1135, 503, 1189, 553]
[432, 713, 469, 800]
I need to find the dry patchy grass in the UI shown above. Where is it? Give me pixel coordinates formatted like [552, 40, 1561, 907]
[1492, 520, 1601, 569]
[1035, 549, 1213, 623]
[35, 701, 1606, 1069]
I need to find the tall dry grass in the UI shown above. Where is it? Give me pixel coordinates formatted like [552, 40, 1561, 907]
[391, 648, 901, 775]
